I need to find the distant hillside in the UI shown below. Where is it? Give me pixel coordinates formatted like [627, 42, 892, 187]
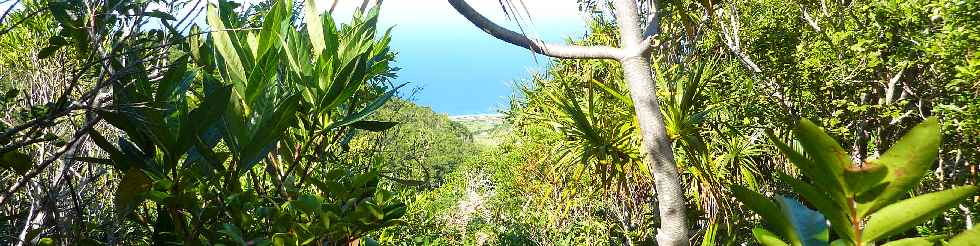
[450, 114, 510, 147]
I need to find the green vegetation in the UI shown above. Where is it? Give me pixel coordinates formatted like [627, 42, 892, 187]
[0, 0, 978, 245]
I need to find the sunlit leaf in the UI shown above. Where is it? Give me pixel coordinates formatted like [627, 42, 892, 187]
[863, 185, 978, 243]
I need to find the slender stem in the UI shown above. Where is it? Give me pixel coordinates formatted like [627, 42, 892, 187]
[850, 197, 862, 246]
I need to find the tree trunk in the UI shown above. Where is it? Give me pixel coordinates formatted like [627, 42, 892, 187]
[615, 0, 688, 243]
[622, 55, 688, 246]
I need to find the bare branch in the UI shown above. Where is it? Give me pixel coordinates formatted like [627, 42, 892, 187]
[329, 0, 339, 13]
[641, 0, 661, 38]
[800, 5, 822, 33]
[717, 6, 762, 73]
[448, 0, 622, 59]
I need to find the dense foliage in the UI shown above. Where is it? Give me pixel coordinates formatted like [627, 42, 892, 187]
[0, 0, 977, 245]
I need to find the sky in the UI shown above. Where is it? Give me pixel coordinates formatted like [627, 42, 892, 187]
[330, 0, 590, 115]
[0, 0, 589, 115]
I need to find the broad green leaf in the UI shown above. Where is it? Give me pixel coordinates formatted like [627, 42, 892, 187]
[37, 237, 55, 246]
[754, 227, 792, 246]
[793, 119, 850, 193]
[863, 185, 978, 243]
[843, 163, 888, 197]
[154, 55, 190, 103]
[272, 233, 296, 246]
[87, 129, 127, 171]
[177, 85, 232, 155]
[778, 173, 853, 241]
[303, 0, 325, 55]
[243, 49, 280, 104]
[220, 88, 249, 153]
[325, 83, 406, 131]
[207, 3, 247, 86]
[115, 168, 151, 218]
[778, 196, 829, 246]
[767, 130, 846, 207]
[256, 0, 288, 61]
[321, 54, 367, 110]
[731, 185, 801, 245]
[281, 28, 311, 76]
[880, 237, 937, 246]
[949, 225, 980, 246]
[239, 94, 300, 173]
[0, 150, 31, 174]
[830, 239, 853, 246]
[857, 117, 941, 216]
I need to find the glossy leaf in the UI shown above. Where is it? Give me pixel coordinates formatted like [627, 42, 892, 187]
[880, 237, 937, 246]
[239, 94, 300, 172]
[863, 185, 978, 243]
[793, 119, 849, 194]
[325, 83, 406, 131]
[842, 163, 888, 196]
[778, 196, 829, 246]
[778, 173, 853, 241]
[303, 0, 325, 55]
[732, 185, 800, 245]
[949, 225, 980, 246]
[754, 227, 792, 246]
[857, 117, 941, 216]
[767, 130, 846, 207]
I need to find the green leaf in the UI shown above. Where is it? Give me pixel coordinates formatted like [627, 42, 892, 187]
[220, 223, 247, 245]
[281, 28, 311, 76]
[731, 185, 800, 245]
[303, 0, 325, 55]
[350, 120, 398, 132]
[949, 225, 980, 246]
[325, 83, 406, 131]
[793, 119, 849, 193]
[830, 239, 853, 246]
[754, 227, 792, 246]
[778, 173, 853, 241]
[115, 168, 152, 218]
[842, 163, 888, 197]
[767, 131, 846, 207]
[37, 237, 55, 246]
[778, 196, 829, 246]
[38, 45, 61, 59]
[858, 117, 941, 216]
[862, 185, 978, 243]
[880, 237, 937, 246]
[146, 10, 177, 21]
[255, 0, 288, 61]
[177, 85, 232, 153]
[207, 3, 247, 86]
[87, 129, 127, 171]
[238, 95, 300, 173]
[1, 150, 31, 174]
[272, 233, 296, 246]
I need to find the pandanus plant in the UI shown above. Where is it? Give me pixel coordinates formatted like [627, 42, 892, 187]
[732, 117, 979, 246]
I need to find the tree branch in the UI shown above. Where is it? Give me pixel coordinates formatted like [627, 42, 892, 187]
[642, 0, 662, 38]
[447, 0, 622, 59]
[717, 5, 762, 73]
